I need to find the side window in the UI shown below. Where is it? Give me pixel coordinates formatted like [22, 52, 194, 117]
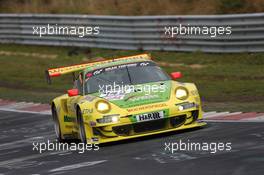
[73, 73, 83, 94]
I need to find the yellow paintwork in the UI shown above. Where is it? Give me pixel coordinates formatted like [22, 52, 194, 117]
[52, 80, 206, 144]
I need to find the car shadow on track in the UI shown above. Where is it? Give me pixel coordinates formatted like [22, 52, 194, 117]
[53, 124, 210, 148]
[100, 125, 208, 147]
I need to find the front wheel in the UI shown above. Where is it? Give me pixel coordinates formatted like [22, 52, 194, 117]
[77, 108, 87, 144]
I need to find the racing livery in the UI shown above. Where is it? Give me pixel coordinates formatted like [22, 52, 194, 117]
[46, 54, 206, 144]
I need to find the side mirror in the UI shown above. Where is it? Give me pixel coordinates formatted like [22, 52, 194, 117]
[67, 89, 79, 97]
[170, 72, 182, 80]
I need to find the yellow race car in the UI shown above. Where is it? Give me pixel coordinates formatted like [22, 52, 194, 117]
[46, 54, 206, 144]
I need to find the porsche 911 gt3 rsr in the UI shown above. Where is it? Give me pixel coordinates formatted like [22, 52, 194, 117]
[46, 54, 206, 144]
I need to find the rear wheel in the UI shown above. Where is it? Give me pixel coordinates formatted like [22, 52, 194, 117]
[77, 108, 87, 144]
[51, 105, 64, 142]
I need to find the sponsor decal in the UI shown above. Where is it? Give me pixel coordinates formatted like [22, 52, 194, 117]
[127, 103, 167, 112]
[127, 94, 159, 102]
[100, 92, 125, 101]
[136, 111, 164, 122]
[100, 93, 125, 100]
[93, 69, 103, 75]
[99, 88, 132, 101]
[82, 108, 93, 114]
[64, 115, 75, 122]
[139, 62, 149, 66]
[86, 61, 156, 79]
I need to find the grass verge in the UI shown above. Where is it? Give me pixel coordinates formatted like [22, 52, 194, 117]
[0, 44, 263, 112]
[1, 0, 264, 15]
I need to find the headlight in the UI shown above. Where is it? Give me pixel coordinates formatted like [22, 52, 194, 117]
[95, 101, 111, 113]
[175, 87, 189, 100]
[97, 114, 120, 123]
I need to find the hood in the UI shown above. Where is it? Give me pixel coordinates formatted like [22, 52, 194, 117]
[92, 81, 172, 108]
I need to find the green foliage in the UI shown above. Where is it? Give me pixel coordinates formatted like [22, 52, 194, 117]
[218, 0, 246, 13]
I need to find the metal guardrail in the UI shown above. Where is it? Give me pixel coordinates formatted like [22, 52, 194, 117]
[0, 13, 264, 53]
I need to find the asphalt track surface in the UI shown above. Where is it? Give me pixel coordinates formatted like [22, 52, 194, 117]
[0, 110, 263, 175]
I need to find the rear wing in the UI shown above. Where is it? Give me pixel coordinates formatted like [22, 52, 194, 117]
[45, 53, 151, 84]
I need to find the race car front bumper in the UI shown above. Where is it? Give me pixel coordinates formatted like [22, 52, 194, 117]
[86, 107, 206, 144]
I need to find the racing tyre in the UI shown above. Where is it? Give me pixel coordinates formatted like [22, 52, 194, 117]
[51, 105, 64, 142]
[77, 108, 87, 144]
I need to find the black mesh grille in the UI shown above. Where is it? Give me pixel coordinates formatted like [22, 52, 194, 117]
[112, 125, 132, 136]
[113, 119, 166, 136]
[170, 115, 186, 127]
[112, 114, 192, 137]
[133, 119, 166, 133]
